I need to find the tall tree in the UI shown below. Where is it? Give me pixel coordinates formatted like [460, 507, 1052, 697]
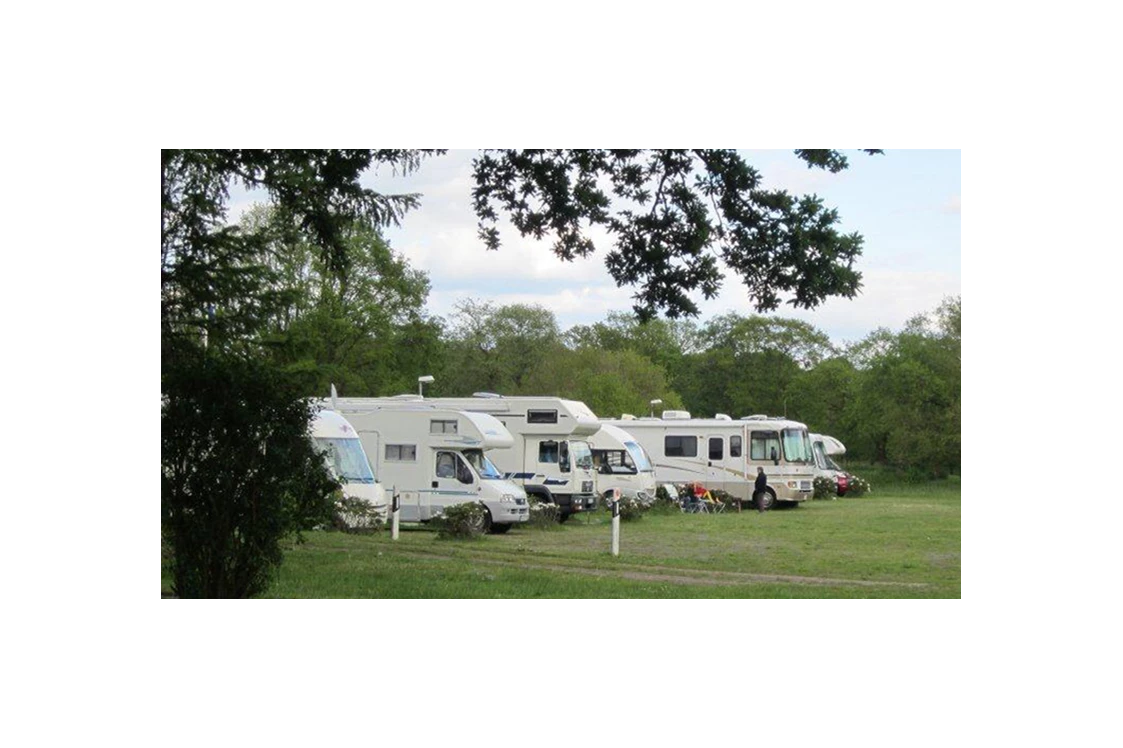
[440, 300, 565, 395]
[161, 149, 443, 597]
[241, 204, 434, 397]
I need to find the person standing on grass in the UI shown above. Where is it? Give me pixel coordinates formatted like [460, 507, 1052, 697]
[754, 466, 769, 513]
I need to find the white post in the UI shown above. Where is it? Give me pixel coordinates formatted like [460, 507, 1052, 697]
[391, 487, 400, 540]
[610, 488, 621, 557]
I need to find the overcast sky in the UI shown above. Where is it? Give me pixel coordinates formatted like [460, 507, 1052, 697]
[231, 149, 960, 345]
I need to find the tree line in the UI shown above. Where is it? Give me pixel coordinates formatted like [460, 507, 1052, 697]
[247, 205, 961, 479]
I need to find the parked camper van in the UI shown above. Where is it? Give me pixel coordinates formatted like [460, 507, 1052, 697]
[811, 433, 849, 496]
[402, 394, 601, 521]
[589, 423, 657, 504]
[311, 408, 388, 518]
[326, 400, 530, 533]
[602, 412, 816, 508]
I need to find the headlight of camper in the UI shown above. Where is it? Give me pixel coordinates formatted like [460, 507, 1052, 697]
[501, 494, 517, 503]
[786, 481, 797, 489]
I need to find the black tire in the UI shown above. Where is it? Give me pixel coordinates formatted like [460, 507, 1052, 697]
[477, 505, 492, 534]
[755, 489, 776, 513]
[490, 522, 512, 534]
[557, 512, 572, 524]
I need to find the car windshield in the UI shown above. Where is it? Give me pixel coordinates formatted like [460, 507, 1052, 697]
[462, 449, 503, 479]
[570, 440, 594, 470]
[313, 437, 375, 484]
[782, 429, 813, 463]
[624, 441, 653, 472]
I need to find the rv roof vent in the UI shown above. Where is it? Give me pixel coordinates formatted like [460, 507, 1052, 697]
[714, 413, 731, 420]
[472, 392, 503, 398]
[662, 410, 692, 420]
[740, 414, 769, 420]
[620, 413, 637, 420]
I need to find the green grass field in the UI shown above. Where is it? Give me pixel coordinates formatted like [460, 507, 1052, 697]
[258, 477, 960, 598]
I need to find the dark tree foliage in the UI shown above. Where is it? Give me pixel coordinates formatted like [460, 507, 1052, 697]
[162, 149, 444, 354]
[472, 149, 880, 320]
[161, 354, 338, 598]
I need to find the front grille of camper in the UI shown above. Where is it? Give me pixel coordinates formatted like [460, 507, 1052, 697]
[582, 481, 594, 494]
[800, 480, 812, 491]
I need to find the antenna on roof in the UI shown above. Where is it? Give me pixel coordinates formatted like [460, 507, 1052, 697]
[330, 383, 338, 411]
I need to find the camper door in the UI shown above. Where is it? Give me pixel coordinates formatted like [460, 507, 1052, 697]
[706, 434, 727, 493]
[431, 450, 477, 519]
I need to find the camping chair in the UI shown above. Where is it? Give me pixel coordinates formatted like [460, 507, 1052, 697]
[684, 483, 711, 514]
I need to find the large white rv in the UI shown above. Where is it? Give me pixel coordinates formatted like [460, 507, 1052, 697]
[311, 409, 388, 520]
[588, 423, 657, 504]
[372, 394, 601, 521]
[327, 401, 530, 533]
[602, 412, 816, 508]
[811, 433, 849, 496]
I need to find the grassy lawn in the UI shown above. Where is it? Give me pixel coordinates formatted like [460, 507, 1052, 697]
[260, 478, 960, 598]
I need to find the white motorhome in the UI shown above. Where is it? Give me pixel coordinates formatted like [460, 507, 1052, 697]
[602, 411, 816, 508]
[385, 394, 601, 521]
[311, 409, 388, 520]
[588, 423, 657, 504]
[811, 433, 849, 496]
[326, 400, 530, 533]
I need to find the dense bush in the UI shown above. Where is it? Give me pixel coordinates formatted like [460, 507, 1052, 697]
[615, 494, 645, 522]
[432, 502, 487, 539]
[650, 485, 682, 514]
[331, 492, 385, 534]
[847, 475, 872, 497]
[813, 476, 837, 500]
[162, 354, 338, 598]
[527, 499, 561, 529]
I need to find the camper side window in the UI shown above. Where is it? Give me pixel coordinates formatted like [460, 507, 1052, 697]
[539, 440, 559, 463]
[386, 444, 417, 462]
[665, 436, 698, 457]
[750, 431, 780, 461]
[559, 441, 570, 472]
[430, 420, 458, 434]
[709, 437, 724, 460]
[436, 452, 457, 478]
[730, 435, 742, 458]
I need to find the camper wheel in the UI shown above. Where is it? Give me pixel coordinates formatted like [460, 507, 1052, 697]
[490, 523, 512, 534]
[478, 504, 492, 533]
[755, 489, 776, 512]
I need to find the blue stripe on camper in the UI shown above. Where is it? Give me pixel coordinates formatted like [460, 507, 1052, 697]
[504, 472, 536, 480]
[543, 478, 569, 486]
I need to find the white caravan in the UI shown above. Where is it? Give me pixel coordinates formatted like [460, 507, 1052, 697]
[379, 394, 601, 521]
[602, 412, 817, 508]
[311, 409, 388, 518]
[588, 423, 657, 504]
[810, 433, 849, 496]
[326, 400, 529, 533]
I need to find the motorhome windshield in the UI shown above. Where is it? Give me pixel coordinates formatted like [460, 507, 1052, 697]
[313, 437, 375, 484]
[462, 449, 503, 479]
[782, 429, 813, 463]
[624, 441, 654, 472]
[570, 440, 593, 470]
[813, 442, 844, 471]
